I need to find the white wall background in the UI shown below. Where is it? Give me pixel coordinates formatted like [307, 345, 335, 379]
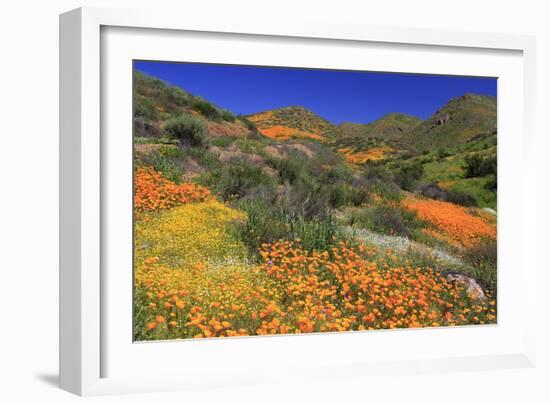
[0, 0, 548, 401]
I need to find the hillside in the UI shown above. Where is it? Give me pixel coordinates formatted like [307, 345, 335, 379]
[340, 113, 422, 140]
[134, 71, 258, 142]
[133, 69, 498, 341]
[246, 106, 343, 142]
[335, 113, 422, 164]
[407, 93, 496, 152]
[401, 130, 497, 208]
[133, 71, 496, 208]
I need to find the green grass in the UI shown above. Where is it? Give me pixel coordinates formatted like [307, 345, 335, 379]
[201, 160, 276, 201]
[450, 177, 496, 209]
[136, 145, 221, 183]
[233, 199, 340, 258]
[342, 203, 426, 239]
[210, 136, 235, 147]
[422, 155, 464, 183]
[134, 136, 178, 145]
[414, 146, 497, 209]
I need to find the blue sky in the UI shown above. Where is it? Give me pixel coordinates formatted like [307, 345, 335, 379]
[134, 61, 497, 125]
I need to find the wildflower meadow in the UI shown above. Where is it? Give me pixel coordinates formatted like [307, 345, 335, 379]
[132, 65, 497, 341]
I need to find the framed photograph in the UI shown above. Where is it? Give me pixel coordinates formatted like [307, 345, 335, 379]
[60, 6, 537, 396]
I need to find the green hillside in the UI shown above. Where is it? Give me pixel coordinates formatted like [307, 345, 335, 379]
[340, 113, 422, 140]
[133, 70, 498, 342]
[407, 93, 496, 152]
[134, 71, 259, 142]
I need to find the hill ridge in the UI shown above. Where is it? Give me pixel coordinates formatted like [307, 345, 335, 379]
[407, 92, 496, 151]
[246, 106, 342, 142]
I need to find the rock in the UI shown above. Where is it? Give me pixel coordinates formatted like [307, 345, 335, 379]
[446, 273, 486, 302]
[434, 113, 451, 126]
[482, 207, 497, 216]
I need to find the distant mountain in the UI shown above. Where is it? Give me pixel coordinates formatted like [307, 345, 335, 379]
[340, 113, 422, 140]
[246, 106, 342, 142]
[407, 93, 497, 151]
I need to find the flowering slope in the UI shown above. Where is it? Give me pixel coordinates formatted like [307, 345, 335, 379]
[135, 240, 496, 340]
[134, 166, 210, 212]
[402, 195, 496, 248]
[135, 199, 247, 268]
[337, 146, 395, 164]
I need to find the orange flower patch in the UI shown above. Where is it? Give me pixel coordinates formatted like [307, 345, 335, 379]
[258, 125, 324, 142]
[247, 111, 274, 123]
[136, 241, 496, 340]
[338, 146, 395, 164]
[402, 195, 496, 248]
[134, 166, 211, 212]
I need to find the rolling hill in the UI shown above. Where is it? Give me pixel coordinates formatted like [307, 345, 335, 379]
[246, 106, 343, 142]
[339, 113, 422, 140]
[133, 70, 497, 207]
[407, 93, 496, 152]
[132, 69, 499, 342]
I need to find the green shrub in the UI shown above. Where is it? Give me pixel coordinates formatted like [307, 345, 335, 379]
[164, 86, 189, 107]
[165, 115, 207, 147]
[137, 146, 188, 183]
[211, 136, 234, 147]
[134, 97, 159, 121]
[394, 161, 424, 191]
[207, 161, 275, 200]
[137, 145, 224, 183]
[463, 153, 496, 178]
[134, 72, 191, 116]
[447, 189, 478, 207]
[220, 109, 236, 122]
[276, 152, 306, 185]
[322, 162, 354, 185]
[371, 205, 422, 237]
[234, 199, 338, 257]
[363, 165, 394, 182]
[349, 204, 424, 238]
[370, 180, 403, 201]
[191, 97, 221, 120]
[485, 174, 497, 191]
[437, 148, 452, 160]
[463, 240, 497, 292]
[286, 212, 338, 252]
[186, 147, 221, 171]
[362, 165, 402, 201]
[327, 183, 370, 208]
[234, 199, 287, 255]
[277, 180, 330, 220]
[416, 183, 448, 201]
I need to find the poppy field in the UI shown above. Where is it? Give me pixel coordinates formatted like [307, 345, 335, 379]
[134, 166, 497, 341]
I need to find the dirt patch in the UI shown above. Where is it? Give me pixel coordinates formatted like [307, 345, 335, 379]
[209, 145, 266, 167]
[206, 121, 249, 138]
[264, 146, 283, 159]
[181, 157, 205, 180]
[264, 143, 316, 160]
[134, 118, 164, 138]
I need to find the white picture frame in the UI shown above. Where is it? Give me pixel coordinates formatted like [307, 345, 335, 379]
[60, 6, 537, 396]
